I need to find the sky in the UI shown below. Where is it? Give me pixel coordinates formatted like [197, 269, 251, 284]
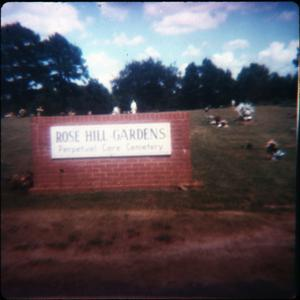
[1, 2, 299, 91]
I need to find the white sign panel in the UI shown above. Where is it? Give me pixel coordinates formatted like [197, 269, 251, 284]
[50, 123, 171, 159]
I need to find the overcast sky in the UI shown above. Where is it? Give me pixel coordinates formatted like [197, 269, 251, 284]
[1, 2, 299, 91]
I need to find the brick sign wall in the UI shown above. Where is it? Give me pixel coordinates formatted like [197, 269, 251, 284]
[30, 112, 193, 193]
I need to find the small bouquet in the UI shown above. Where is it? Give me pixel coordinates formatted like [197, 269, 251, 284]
[235, 102, 255, 121]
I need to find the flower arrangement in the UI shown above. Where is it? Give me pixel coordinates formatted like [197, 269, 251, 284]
[235, 102, 255, 121]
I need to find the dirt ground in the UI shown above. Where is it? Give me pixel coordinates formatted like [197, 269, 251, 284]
[1, 208, 295, 298]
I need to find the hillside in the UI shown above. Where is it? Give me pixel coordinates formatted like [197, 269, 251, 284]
[1, 105, 297, 209]
[1, 106, 296, 298]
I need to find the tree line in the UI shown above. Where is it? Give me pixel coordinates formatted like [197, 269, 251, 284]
[1, 23, 298, 116]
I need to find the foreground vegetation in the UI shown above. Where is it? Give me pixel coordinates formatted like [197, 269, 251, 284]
[1, 106, 297, 210]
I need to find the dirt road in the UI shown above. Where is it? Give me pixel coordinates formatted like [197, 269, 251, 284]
[1, 209, 295, 298]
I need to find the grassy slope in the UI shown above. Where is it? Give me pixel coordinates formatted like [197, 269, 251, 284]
[190, 106, 297, 208]
[1, 106, 297, 210]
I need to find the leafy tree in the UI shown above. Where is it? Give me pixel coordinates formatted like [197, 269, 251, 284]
[236, 63, 270, 103]
[198, 59, 235, 107]
[81, 79, 112, 114]
[180, 63, 202, 109]
[268, 73, 286, 103]
[42, 33, 88, 86]
[282, 74, 298, 102]
[1, 24, 90, 115]
[267, 73, 297, 103]
[1, 23, 43, 113]
[40, 33, 89, 113]
[293, 47, 299, 67]
[2, 22, 297, 114]
[112, 58, 180, 112]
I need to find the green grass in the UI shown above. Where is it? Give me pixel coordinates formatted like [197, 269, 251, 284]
[189, 106, 297, 209]
[1, 106, 297, 210]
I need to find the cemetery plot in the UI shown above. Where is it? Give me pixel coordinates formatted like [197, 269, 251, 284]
[1, 106, 296, 298]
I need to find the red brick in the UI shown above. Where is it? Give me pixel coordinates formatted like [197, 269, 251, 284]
[30, 111, 193, 194]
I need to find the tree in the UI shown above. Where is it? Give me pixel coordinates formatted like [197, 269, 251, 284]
[1, 23, 43, 113]
[1, 24, 90, 115]
[112, 58, 180, 112]
[81, 79, 112, 114]
[42, 33, 88, 87]
[282, 74, 298, 103]
[180, 63, 202, 109]
[40, 33, 89, 113]
[268, 73, 287, 103]
[198, 59, 235, 107]
[236, 63, 270, 103]
[292, 47, 299, 67]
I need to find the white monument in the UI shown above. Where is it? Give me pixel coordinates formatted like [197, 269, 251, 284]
[130, 100, 137, 114]
[112, 106, 121, 115]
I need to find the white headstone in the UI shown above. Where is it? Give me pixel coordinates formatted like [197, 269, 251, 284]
[112, 106, 121, 115]
[130, 100, 137, 114]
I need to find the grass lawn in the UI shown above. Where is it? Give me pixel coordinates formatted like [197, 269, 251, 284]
[1, 105, 297, 210]
[1, 105, 297, 298]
